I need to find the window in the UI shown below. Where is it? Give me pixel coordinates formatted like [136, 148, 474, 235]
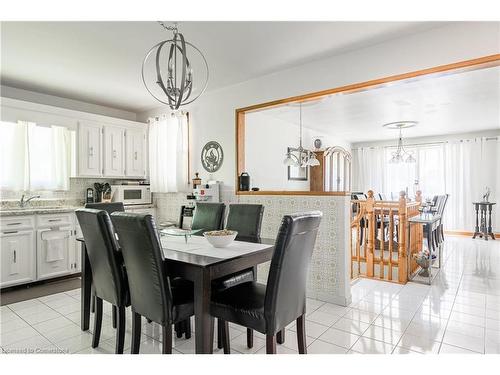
[0, 121, 71, 191]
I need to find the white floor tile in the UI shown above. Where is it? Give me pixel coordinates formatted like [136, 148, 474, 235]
[342, 308, 378, 324]
[351, 336, 394, 354]
[307, 339, 347, 354]
[317, 327, 360, 349]
[1, 326, 41, 346]
[306, 310, 341, 327]
[332, 317, 370, 336]
[3, 334, 53, 353]
[32, 316, 76, 334]
[289, 320, 329, 338]
[362, 325, 402, 345]
[442, 330, 485, 353]
[397, 332, 441, 353]
[439, 343, 480, 354]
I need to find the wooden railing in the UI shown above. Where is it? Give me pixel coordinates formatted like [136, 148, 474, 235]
[350, 190, 423, 284]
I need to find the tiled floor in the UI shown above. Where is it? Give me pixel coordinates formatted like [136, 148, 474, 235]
[1, 236, 499, 354]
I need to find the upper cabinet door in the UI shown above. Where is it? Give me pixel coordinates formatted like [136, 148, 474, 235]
[125, 129, 147, 178]
[103, 126, 126, 177]
[78, 122, 102, 177]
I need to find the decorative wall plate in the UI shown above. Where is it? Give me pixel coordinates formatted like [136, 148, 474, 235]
[201, 141, 224, 172]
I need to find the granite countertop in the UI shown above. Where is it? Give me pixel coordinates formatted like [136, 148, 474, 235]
[0, 204, 156, 217]
[0, 206, 82, 217]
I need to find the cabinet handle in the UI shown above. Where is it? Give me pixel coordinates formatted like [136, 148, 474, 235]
[89, 146, 94, 157]
[3, 231, 18, 234]
[113, 150, 117, 158]
[7, 222, 22, 226]
[134, 151, 138, 160]
[48, 219, 62, 222]
[13, 250, 17, 263]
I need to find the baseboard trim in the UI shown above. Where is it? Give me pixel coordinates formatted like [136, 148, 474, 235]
[445, 230, 499, 237]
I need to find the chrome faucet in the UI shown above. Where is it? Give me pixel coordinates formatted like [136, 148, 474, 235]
[19, 194, 41, 208]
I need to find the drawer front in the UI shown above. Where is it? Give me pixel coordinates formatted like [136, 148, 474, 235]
[0, 230, 36, 288]
[0, 216, 35, 231]
[37, 213, 73, 228]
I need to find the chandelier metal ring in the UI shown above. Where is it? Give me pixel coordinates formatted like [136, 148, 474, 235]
[141, 31, 209, 109]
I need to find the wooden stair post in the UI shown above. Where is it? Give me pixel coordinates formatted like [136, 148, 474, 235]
[398, 191, 408, 283]
[366, 190, 375, 278]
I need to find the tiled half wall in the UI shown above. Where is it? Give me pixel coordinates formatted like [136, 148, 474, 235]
[154, 191, 352, 306]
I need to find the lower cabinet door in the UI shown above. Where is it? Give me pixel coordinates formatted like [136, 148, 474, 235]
[37, 227, 72, 280]
[0, 230, 36, 288]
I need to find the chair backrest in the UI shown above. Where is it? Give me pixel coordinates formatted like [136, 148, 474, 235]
[264, 211, 322, 334]
[438, 194, 449, 216]
[75, 208, 127, 306]
[85, 202, 125, 215]
[111, 212, 173, 325]
[225, 204, 264, 241]
[191, 202, 226, 233]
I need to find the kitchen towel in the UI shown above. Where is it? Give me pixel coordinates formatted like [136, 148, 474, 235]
[42, 230, 68, 262]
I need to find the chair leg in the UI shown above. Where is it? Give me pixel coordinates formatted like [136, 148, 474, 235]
[91, 297, 103, 348]
[217, 319, 223, 349]
[175, 322, 183, 338]
[277, 329, 285, 344]
[131, 311, 142, 354]
[221, 320, 230, 354]
[296, 314, 307, 354]
[90, 286, 95, 313]
[266, 334, 276, 354]
[162, 324, 173, 354]
[184, 318, 191, 339]
[112, 305, 117, 329]
[246, 328, 253, 348]
[115, 306, 126, 354]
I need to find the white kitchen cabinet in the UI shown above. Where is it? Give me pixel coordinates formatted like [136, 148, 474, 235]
[36, 226, 73, 280]
[125, 128, 147, 178]
[0, 230, 36, 288]
[103, 125, 126, 177]
[78, 121, 102, 177]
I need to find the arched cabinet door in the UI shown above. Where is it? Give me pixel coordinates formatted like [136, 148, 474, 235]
[324, 146, 352, 192]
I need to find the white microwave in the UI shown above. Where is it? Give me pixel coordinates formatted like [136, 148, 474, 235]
[110, 185, 152, 206]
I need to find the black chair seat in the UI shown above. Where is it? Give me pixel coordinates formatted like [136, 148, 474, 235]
[211, 281, 267, 333]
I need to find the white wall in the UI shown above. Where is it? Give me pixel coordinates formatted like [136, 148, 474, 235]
[245, 111, 338, 190]
[1, 85, 138, 121]
[138, 22, 500, 191]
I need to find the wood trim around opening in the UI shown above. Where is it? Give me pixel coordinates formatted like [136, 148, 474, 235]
[235, 54, 500, 196]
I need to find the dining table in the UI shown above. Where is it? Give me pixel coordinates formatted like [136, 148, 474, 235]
[77, 233, 275, 354]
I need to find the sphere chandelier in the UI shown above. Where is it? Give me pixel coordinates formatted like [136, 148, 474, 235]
[142, 22, 209, 110]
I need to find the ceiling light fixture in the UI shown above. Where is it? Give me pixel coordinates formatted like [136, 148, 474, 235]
[283, 103, 320, 168]
[382, 121, 418, 164]
[142, 22, 209, 110]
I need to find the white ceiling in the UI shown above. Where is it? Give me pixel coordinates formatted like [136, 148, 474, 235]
[260, 65, 500, 142]
[0, 21, 445, 113]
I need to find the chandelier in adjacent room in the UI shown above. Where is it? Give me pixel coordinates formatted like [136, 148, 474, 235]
[283, 102, 320, 168]
[383, 121, 418, 163]
[142, 22, 209, 110]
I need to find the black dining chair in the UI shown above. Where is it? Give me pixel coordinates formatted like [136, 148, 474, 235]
[110, 212, 195, 354]
[213, 204, 264, 350]
[75, 208, 129, 354]
[84, 202, 125, 327]
[210, 211, 322, 354]
[190, 202, 226, 234]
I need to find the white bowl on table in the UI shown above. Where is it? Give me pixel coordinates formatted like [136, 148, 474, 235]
[203, 230, 238, 248]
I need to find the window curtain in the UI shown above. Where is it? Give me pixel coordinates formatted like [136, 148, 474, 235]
[444, 137, 499, 231]
[0, 121, 70, 191]
[352, 147, 385, 194]
[0, 121, 29, 191]
[148, 112, 189, 193]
